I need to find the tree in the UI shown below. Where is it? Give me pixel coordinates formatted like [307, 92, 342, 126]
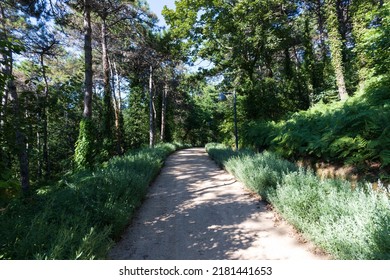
[160, 74, 168, 142]
[74, 0, 95, 169]
[0, 2, 30, 193]
[24, 20, 61, 179]
[113, 5, 177, 149]
[94, 1, 119, 156]
[163, 0, 313, 121]
[352, 0, 389, 81]
[325, 0, 349, 101]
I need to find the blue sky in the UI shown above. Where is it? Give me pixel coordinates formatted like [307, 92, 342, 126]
[147, 0, 176, 27]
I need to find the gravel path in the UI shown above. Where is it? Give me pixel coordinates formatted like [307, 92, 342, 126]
[108, 148, 327, 260]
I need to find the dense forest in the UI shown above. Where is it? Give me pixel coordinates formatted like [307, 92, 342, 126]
[1, 0, 188, 194]
[163, 0, 390, 179]
[0, 0, 389, 259]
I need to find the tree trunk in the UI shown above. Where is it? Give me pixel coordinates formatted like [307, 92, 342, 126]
[9, 76, 30, 193]
[316, 0, 328, 61]
[74, 0, 94, 169]
[114, 62, 124, 155]
[0, 65, 7, 133]
[325, 0, 349, 101]
[110, 59, 123, 155]
[0, 3, 6, 152]
[37, 129, 42, 178]
[284, 48, 293, 79]
[0, 89, 7, 129]
[1, 4, 29, 193]
[149, 65, 154, 148]
[160, 80, 168, 142]
[40, 53, 50, 178]
[101, 17, 114, 152]
[83, 0, 93, 119]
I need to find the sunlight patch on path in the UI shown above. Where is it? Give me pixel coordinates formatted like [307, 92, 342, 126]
[108, 148, 326, 260]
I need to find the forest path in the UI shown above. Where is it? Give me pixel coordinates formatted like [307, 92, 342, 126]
[108, 148, 326, 260]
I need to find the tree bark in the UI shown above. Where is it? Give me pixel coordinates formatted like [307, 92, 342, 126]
[40, 53, 50, 178]
[83, 0, 93, 119]
[160, 79, 168, 142]
[9, 73, 30, 193]
[149, 65, 154, 148]
[37, 129, 42, 178]
[325, 0, 349, 101]
[74, 0, 94, 169]
[1, 4, 30, 193]
[316, 0, 328, 61]
[101, 17, 114, 150]
[0, 3, 6, 145]
[0, 90, 7, 131]
[110, 59, 123, 155]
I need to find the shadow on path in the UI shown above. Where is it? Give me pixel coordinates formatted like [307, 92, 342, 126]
[108, 148, 324, 260]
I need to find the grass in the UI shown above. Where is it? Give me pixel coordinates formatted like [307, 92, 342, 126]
[0, 143, 184, 259]
[206, 143, 390, 259]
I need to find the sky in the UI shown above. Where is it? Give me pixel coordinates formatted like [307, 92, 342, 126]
[147, 0, 176, 27]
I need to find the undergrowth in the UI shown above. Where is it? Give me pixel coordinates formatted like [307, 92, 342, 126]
[0, 143, 184, 259]
[242, 75, 390, 178]
[206, 143, 390, 259]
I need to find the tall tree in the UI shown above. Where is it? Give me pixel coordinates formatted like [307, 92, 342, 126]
[148, 65, 154, 148]
[0, 2, 30, 193]
[95, 1, 117, 156]
[163, 0, 313, 120]
[351, 0, 389, 81]
[325, 0, 349, 101]
[74, 0, 94, 169]
[160, 76, 168, 142]
[24, 21, 60, 179]
[83, 0, 93, 119]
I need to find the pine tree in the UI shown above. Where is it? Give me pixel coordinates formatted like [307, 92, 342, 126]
[325, 0, 349, 101]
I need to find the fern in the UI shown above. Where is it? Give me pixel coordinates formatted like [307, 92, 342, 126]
[245, 75, 389, 170]
[380, 150, 390, 167]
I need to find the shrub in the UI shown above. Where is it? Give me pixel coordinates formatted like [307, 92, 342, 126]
[74, 118, 95, 170]
[0, 143, 181, 259]
[225, 152, 297, 198]
[206, 143, 390, 259]
[269, 170, 390, 259]
[205, 143, 238, 167]
[242, 75, 390, 169]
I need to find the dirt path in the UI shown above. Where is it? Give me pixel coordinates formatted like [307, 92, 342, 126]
[108, 148, 327, 260]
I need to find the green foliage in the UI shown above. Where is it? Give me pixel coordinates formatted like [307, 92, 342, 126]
[0, 158, 21, 202]
[47, 62, 84, 175]
[206, 143, 238, 167]
[324, 0, 349, 100]
[170, 78, 224, 146]
[226, 152, 297, 198]
[101, 89, 116, 160]
[354, 1, 390, 77]
[74, 118, 94, 170]
[123, 85, 149, 149]
[269, 171, 390, 259]
[186, 86, 222, 146]
[206, 143, 297, 198]
[242, 75, 390, 168]
[0, 143, 180, 259]
[165, 0, 316, 120]
[206, 143, 390, 259]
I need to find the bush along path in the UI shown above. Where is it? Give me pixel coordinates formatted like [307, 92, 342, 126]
[0, 143, 183, 260]
[109, 148, 326, 260]
[206, 143, 390, 260]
